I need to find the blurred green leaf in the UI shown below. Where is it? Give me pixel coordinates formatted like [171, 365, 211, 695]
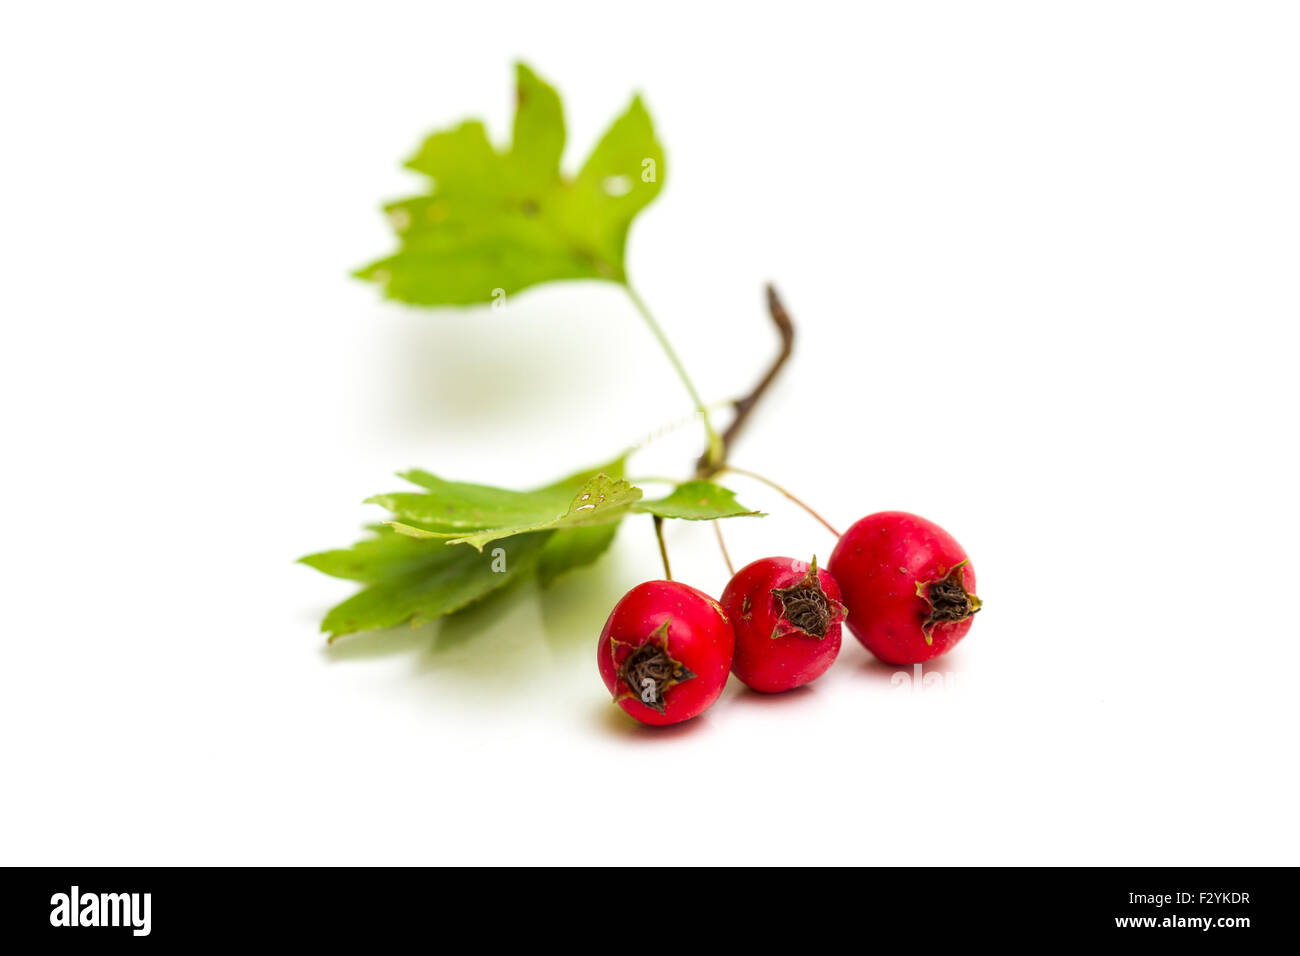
[537, 521, 623, 588]
[356, 62, 664, 304]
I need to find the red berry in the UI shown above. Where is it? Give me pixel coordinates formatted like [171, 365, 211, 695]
[828, 511, 982, 665]
[720, 557, 846, 693]
[597, 580, 734, 726]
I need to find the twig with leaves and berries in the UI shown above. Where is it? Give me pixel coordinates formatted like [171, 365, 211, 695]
[302, 64, 982, 726]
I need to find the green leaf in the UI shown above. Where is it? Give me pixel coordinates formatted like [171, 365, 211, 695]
[300, 524, 446, 583]
[356, 62, 664, 304]
[390, 472, 641, 550]
[634, 480, 763, 520]
[367, 471, 572, 532]
[510, 62, 565, 178]
[302, 457, 628, 638]
[531, 454, 627, 495]
[301, 457, 763, 641]
[535, 456, 628, 587]
[369, 455, 627, 532]
[537, 521, 623, 587]
[302, 526, 550, 641]
[570, 94, 663, 274]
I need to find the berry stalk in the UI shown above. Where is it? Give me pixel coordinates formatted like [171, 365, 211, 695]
[652, 515, 673, 581]
[724, 466, 841, 538]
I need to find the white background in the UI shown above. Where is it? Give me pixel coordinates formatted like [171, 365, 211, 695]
[2, 1, 1297, 865]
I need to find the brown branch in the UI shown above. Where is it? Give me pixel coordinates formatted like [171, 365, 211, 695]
[696, 283, 795, 478]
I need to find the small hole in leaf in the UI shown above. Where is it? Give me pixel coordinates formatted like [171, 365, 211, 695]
[603, 175, 632, 197]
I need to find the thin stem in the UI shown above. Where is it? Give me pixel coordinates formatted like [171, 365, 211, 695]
[624, 401, 735, 458]
[625, 284, 723, 469]
[625, 476, 682, 486]
[712, 521, 736, 576]
[653, 516, 673, 580]
[724, 466, 842, 538]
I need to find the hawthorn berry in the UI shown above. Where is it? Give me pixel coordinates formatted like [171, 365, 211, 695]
[597, 580, 734, 726]
[719, 557, 846, 693]
[828, 511, 981, 665]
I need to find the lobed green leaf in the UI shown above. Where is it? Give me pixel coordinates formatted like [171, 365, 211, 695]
[302, 458, 759, 640]
[355, 62, 664, 305]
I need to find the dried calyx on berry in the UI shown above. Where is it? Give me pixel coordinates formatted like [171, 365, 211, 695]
[721, 556, 846, 693]
[769, 558, 847, 640]
[917, 560, 982, 643]
[611, 621, 696, 714]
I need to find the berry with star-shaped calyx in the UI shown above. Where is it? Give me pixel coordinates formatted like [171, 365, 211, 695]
[829, 511, 981, 664]
[720, 556, 846, 693]
[597, 580, 734, 726]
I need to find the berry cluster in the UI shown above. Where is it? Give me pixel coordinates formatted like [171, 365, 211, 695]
[598, 511, 981, 725]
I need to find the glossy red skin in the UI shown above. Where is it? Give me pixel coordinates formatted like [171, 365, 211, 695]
[829, 512, 977, 665]
[720, 557, 843, 693]
[597, 580, 734, 726]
